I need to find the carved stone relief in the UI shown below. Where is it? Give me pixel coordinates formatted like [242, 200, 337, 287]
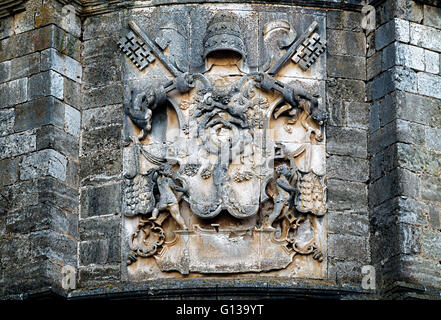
[119, 8, 328, 279]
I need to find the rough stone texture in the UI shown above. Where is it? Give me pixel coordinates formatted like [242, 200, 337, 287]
[0, 0, 440, 300]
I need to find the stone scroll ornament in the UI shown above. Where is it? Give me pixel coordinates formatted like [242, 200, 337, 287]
[119, 13, 328, 275]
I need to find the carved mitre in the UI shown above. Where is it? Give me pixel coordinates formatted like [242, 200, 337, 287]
[203, 13, 246, 60]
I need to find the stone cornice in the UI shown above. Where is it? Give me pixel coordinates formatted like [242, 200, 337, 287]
[0, 0, 365, 19]
[0, 0, 27, 19]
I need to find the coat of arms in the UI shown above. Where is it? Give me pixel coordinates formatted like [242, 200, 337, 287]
[119, 11, 328, 277]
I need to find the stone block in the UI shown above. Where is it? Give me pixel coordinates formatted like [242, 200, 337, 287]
[80, 240, 109, 266]
[41, 48, 82, 83]
[399, 223, 421, 255]
[417, 72, 441, 99]
[36, 125, 79, 159]
[0, 60, 10, 83]
[327, 179, 367, 211]
[327, 55, 366, 80]
[9, 52, 40, 81]
[395, 0, 423, 23]
[327, 126, 367, 158]
[346, 101, 369, 130]
[14, 97, 66, 132]
[395, 91, 441, 127]
[327, 29, 366, 57]
[38, 177, 78, 214]
[0, 130, 36, 160]
[383, 43, 425, 71]
[425, 49, 440, 74]
[78, 265, 120, 286]
[327, 78, 366, 102]
[428, 205, 440, 230]
[80, 182, 121, 218]
[83, 12, 122, 41]
[79, 150, 122, 180]
[81, 104, 123, 130]
[328, 234, 369, 261]
[64, 78, 82, 110]
[327, 259, 365, 284]
[30, 230, 77, 265]
[28, 70, 64, 100]
[370, 70, 394, 100]
[79, 215, 120, 241]
[0, 180, 40, 212]
[0, 158, 19, 187]
[396, 119, 426, 145]
[369, 100, 380, 133]
[20, 149, 67, 181]
[327, 155, 369, 182]
[0, 108, 14, 137]
[64, 105, 80, 137]
[393, 66, 418, 93]
[60, 4, 81, 38]
[0, 78, 27, 108]
[410, 22, 441, 52]
[83, 84, 123, 110]
[397, 197, 428, 226]
[425, 127, 441, 152]
[327, 212, 369, 237]
[82, 58, 121, 89]
[327, 10, 362, 32]
[400, 255, 441, 289]
[0, 16, 13, 40]
[421, 174, 441, 202]
[423, 5, 441, 29]
[325, 98, 346, 127]
[80, 126, 121, 156]
[367, 52, 381, 81]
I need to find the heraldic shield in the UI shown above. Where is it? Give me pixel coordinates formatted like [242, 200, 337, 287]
[120, 9, 328, 277]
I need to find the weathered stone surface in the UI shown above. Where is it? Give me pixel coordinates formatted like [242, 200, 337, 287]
[328, 234, 369, 261]
[425, 127, 441, 152]
[30, 230, 77, 265]
[327, 179, 367, 211]
[424, 49, 440, 74]
[28, 70, 64, 101]
[0, 130, 36, 160]
[422, 229, 441, 260]
[399, 223, 421, 255]
[396, 91, 441, 127]
[383, 42, 425, 71]
[0, 158, 19, 187]
[327, 126, 367, 158]
[20, 149, 67, 181]
[36, 125, 79, 159]
[327, 10, 362, 32]
[327, 259, 365, 284]
[0, 78, 27, 108]
[80, 183, 121, 218]
[63, 78, 82, 109]
[417, 72, 441, 99]
[64, 105, 81, 137]
[80, 240, 109, 265]
[13, 97, 66, 132]
[328, 212, 369, 237]
[41, 48, 82, 83]
[327, 155, 369, 182]
[78, 265, 120, 286]
[327, 55, 366, 80]
[346, 101, 369, 129]
[10, 52, 40, 80]
[82, 104, 123, 130]
[83, 12, 122, 41]
[79, 150, 122, 179]
[428, 205, 440, 229]
[423, 5, 441, 29]
[82, 84, 123, 109]
[327, 29, 365, 57]
[327, 78, 365, 102]
[410, 22, 441, 52]
[80, 126, 121, 156]
[0, 108, 14, 136]
[421, 174, 441, 202]
[397, 197, 428, 226]
[375, 19, 410, 51]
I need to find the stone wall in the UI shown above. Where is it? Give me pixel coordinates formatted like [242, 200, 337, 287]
[368, 0, 441, 299]
[0, 0, 440, 299]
